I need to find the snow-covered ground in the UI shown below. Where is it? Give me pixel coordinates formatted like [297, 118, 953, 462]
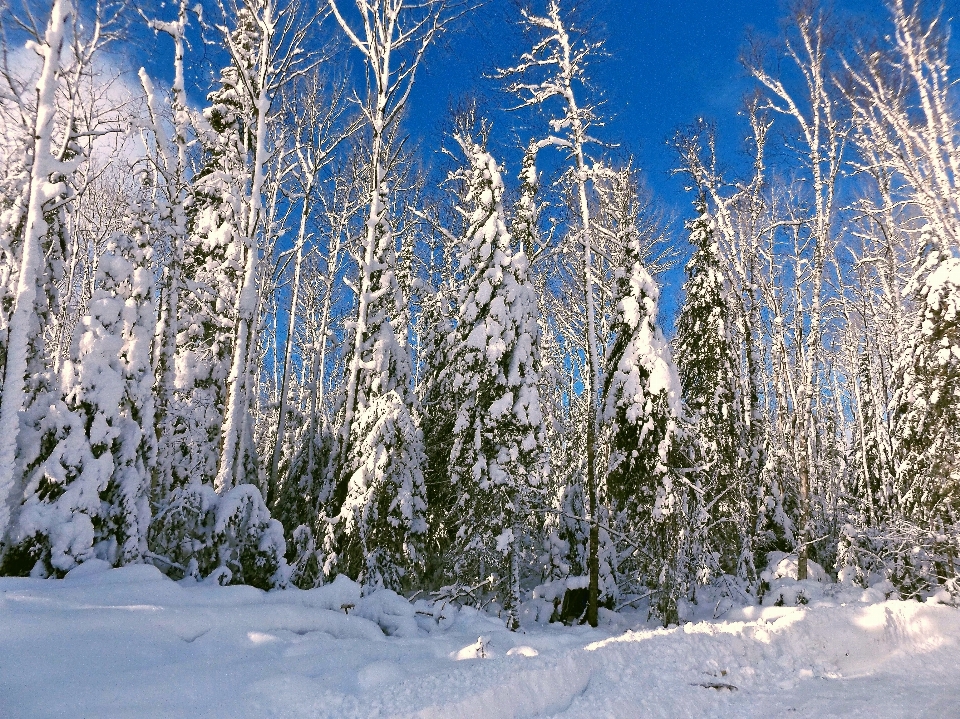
[2, 562, 958, 718]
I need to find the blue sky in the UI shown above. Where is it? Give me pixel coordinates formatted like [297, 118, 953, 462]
[128, 0, 918, 326]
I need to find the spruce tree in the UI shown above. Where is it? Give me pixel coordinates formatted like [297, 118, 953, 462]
[418, 280, 458, 581]
[2, 211, 154, 575]
[439, 136, 548, 629]
[327, 180, 428, 593]
[167, 12, 254, 493]
[147, 7, 287, 589]
[674, 206, 744, 580]
[891, 234, 960, 594]
[601, 207, 683, 623]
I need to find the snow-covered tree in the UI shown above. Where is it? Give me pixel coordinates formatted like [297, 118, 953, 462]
[140, 0, 193, 507]
[166, 9, 255, 492]
[437, 136, 548, 629]
[1, 196, 155, 576]
[0, 0, 74, 552]
[500, 0, 608, 626]
[323, 169, 428, 590]
[323, 0, 461, 592]
[675, 205, 748, 581]
[600, 201, 683, 622]
[418, 277, 459, 577]
[891, 240, 960, 590]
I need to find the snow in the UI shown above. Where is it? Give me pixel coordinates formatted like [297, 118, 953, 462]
[2, 568, 959, 718]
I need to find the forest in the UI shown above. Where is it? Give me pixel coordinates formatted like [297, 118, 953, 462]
[0, 0, 957, 632]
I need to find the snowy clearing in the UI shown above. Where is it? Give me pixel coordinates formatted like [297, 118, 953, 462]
[2, 563, 958, 719]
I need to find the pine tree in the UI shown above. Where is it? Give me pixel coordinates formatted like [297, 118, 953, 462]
[439, 136, 548, 629]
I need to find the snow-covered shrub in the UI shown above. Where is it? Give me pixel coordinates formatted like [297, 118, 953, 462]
[149, 483, 288, 590]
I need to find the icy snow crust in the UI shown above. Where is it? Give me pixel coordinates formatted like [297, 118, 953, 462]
[2, 565, 958, 718]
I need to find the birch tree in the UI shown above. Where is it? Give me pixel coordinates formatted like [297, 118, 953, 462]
[267, 71, 354, 507]
[500, 0, 607, 627]
[745, 2, 849, 579]
[324, 0, 463, 589]
[139, 0, 193, 505]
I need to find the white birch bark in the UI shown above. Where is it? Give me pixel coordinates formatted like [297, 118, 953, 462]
[0, 0, 73, 543]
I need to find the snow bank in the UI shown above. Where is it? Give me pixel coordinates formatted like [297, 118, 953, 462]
[2, 567, 959, 717]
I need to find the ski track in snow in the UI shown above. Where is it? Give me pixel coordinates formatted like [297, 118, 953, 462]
[1, 564, 958, 718]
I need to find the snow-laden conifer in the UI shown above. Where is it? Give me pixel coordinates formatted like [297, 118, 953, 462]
[439, 136, 548, 629]
[675, 206, 750, 582]
[168, 22, 251, 491]
[890, 235, 960, 595]
[325, 181, 428, 593]
[418, 279, 458, 577]
[2, 212, 154, 575]
[601, 208, 683, 622]
[65, 219, 155, 566]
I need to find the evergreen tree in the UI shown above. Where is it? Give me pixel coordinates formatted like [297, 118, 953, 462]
[418, 280, 458, 581]
[167, 12, 254, 493]
[601, 207, 683, 623]
[2, 211, 154, 575]
[890, 234, 960, 595]
[147, 5, 288, 589]
[327, 180, 428, 593]
[438, 136, 548, 629]
[674, 206, 745, 581]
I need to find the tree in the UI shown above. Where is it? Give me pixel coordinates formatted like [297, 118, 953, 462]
[745, 1, 849, 580]
[4, 209, 155, 576]
[675, 204, 747, 580]
[598, 170, 683, 623]
[500, 0, 606, 627]
[328, 0, 460, 486]
[323, 0, 462, 591]
[437, 135, 548, 629]
[0, 0, 75, 550]
[891, 237, 960, 593]
[140, 0, 194, 508]
[267, 70, 354, 507]
[0, 0, 127, 567]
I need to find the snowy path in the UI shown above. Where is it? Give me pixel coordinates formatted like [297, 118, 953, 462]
[2, 564, 958, 718]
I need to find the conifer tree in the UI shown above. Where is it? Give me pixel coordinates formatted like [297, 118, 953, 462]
[168, 11, 254, 492]
[890, 235, 960, 593]
[601, 205, 683, 623]
[327, 180, 429, 592]
[675, 205, 745, 580]
[147, 3, 290, 588]
[2, 209, 154, 575]
[418, 280, 458, 579]
[439, 136, 548, 629]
